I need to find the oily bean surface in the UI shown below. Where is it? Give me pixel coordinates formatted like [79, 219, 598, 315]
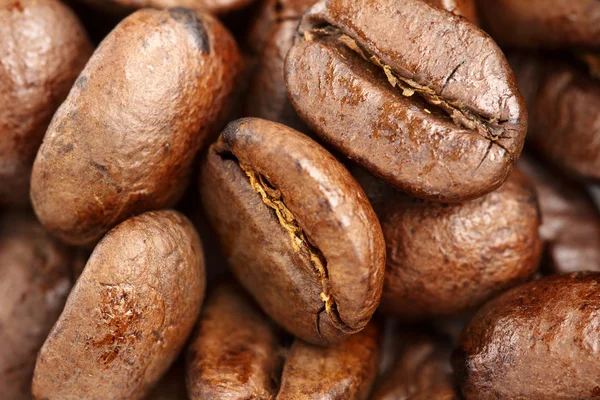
[285, 0, 527, 202]
[425, 0, 478, 24]
[200, 118, 385, 345]
[356, 168, 542, 319]
[0, 212, 74, 400]
[453, 273, 600, 400]
[32, 210, 205, 400]
[80, 0, 255, 16]
[0, 0, 92, 208]
[30, 7, 241, 247]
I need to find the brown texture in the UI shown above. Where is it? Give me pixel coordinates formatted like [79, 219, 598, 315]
[30, 7, 242, 247]
[519, 155, 600, 274]
[79, 0, 255, 16]
[0, 212, 74, 400]
[32, 210, 205, 400]
[199, 117, 385, 345]
[425, 0, 479, 25]
[371, 328, 458, 400]
[511, 53, 600, 181]
[477, 0, 600, 49]
[285, 0, 527, 202]
[186, 281, 281, 400]
[276, 320, 381, 399]
[244, 0, 316, 130]
[355, 168, 542, 319]
[0, 0, 92, 208]
[453, 272, 600, 400]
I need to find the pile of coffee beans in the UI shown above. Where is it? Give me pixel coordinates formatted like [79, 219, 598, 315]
[1, 0, 599, 399]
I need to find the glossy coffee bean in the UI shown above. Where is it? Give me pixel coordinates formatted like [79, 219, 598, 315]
[477, 0, 600, 49]
[199, 118, 385, 345]
[187, 280, 381, 399]
[511, 54, 600, 181]
[519, 155, 600, 274]
[285, 0, 527, 202]
[371, 328, 458, 400]
[186, 281, 281, 400]
[453, 273, 600, 400]
[277, 320, 381, 399]
[356, 168, 542, 319]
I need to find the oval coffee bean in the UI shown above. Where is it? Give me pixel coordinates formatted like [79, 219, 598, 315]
[31, 7, 242, 247]
[200, 118, 385, 345]
[511, 54, 600, 181]
[0, 0, 92, 208]
[32, 210, 205, 400]
[371, 328, 457, 400]
[285, 0, 527, 202]
[0, 212, 74, 400]
[276, 320, 381, 399]
[186, 281, 281, 400]
[519, 155, 600, 274]
[477, 0, 600, 49]
[453, 273, 600, 400]
[356, 168, 542, 319]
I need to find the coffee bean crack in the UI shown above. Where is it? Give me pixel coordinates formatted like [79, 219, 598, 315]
[239, 163, 357, 337]
[303, 27, 515, 165]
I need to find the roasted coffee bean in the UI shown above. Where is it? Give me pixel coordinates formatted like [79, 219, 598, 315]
[187, 280, 381, 399]
[186, 281, 282, 400]
[0, 0, 92, 208]
[200, 118, 385, 345]
[355, 168, 542, 319]
[519, 155, 600, 274]
[32, 210, 205, 400]
[0, 212, 74, 400]
[244, 0, 316, 130]
[426, 0, 479, 24]
[285, 0, 527, 202]
[453, 272, 600, 400]
[371, 328, 458, 400]
[477, 0, 600, 49]
[511, 54, 600, 181]
[30, 8, 242, 247]
[277, 320, 381, 399]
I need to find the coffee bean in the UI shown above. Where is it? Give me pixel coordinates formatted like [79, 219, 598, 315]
[285, 0, 527, 202]
[199, 117, 385, 345]
[355, 167, 542, 319]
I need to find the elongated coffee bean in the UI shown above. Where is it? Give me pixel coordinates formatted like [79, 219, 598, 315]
[356, 168, 542, 319]
[286, 0, 527, 202]
[186, 281, 281, 400]
[32, 210, 205, 400]
[31, 8, 242, 246]
[453, 273, 600, 400]
[277, 320, 381, 399]
[200, 118, 386, 345]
